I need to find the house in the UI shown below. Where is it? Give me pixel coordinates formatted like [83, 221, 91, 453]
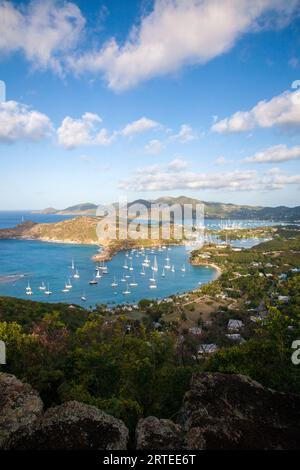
[226, 334, 246, 344]
[227, 319, 244, 331]
[278, 295, 290, 304]
[188, 327, 202, 336]
[197, 344, 218, 355]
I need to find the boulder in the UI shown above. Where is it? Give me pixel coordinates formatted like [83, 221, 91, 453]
[136, 416, 184, 450]
[0, 373, 43, 448]
[179, 372, 300, 450]
[7, 400, 129, 450]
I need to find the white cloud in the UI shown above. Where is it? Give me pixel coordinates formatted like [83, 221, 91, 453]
[0, 100, 52, 143]
[0, 0, 85, 74]
[215, 156, 234, 165]
[119, 117, 159, 136]
[167, 158, 188, 171]
[212, 88, 300, 133]
[69, 0, 299, 91]
[145, 139, 164, 154]
[57, 112, 112, 149]
[170, 124, 197, 143]
[119, 160, 300, 192]
[245, 144, 300, 163]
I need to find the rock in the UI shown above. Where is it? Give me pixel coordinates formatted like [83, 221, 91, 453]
[136, 416, 184, 450]
[179, 372, 300, 450]
[0, 373, 43, 448]
[7, 400, 129, 450]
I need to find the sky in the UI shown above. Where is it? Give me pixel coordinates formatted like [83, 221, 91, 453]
[0, 0, 300, 210]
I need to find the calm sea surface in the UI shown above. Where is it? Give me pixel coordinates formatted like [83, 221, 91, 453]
[0, 211, 284, 307]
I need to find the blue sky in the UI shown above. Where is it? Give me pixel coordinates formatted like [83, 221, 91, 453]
[1, 0, 300, 209]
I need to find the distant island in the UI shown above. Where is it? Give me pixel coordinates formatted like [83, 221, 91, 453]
[32, 196, 300, 221]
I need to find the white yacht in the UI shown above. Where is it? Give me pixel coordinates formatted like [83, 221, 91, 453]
[129, 277, 138, 287]
[44, 284, 52, 295]
[96, 269, 102, 279]
[73, 269, 80, 279]
[122, 284, 131, 295]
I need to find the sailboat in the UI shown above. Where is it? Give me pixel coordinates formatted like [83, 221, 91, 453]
[96, 269, 102, 279]
[65, 279, 72, 289]
[164, 258, 171, 270]
[39, 281, 46, 291]
[123, 259, 129, 269]
[140, 265, 146, 276]
[152, 256, 158, 272]
[181, 264, 186, 273]
[25, 282, 33, 295]
[62, 285, 69, 293]
[73, 269, 80, 279]
[129, 276, 138, 287]
[89, 275, 98, 285]
[71, 259, 75, 270]
[171, 264, 175, 273]
[111, 277, 118, 287]
[142, 255, 150, 267]
[121, 273, 126, 282]
[44, 283, 52, 295]
[129, 260, 134, 271]
[149, 273, 157, 289]
[161, 268, 165, 278]
[123, 283, 131, 295]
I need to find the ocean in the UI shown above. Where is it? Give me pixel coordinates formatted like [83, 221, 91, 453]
[0, 211, 282, 307]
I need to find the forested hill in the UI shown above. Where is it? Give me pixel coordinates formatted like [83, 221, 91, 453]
[33, 197, 300, 221]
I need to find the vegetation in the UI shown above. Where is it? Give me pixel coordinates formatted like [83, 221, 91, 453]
[0, 225, 300, 435]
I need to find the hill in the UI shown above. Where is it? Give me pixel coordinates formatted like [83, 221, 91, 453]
[32, 197, 300, 221]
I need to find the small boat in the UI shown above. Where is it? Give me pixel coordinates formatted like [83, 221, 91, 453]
[71, 259, 75, 270]
[26, 282, 31, 291]
[81, 293, 87, 301]
[149, 283, 157, 289]
[73, 269, 80, 279]
[96, 269, 102, 279]
[39, 281, 46, 291]
[111, 277, 118, 287]
[65, 279, 72, 289]
[123, 284, 131, 295]
[152, 256, 158, 272]
[121, 274, 126, 282]
[26, 287, 33, 295]
[62, 288, 69, 293]
[44, 284, 52, 295]
[181, 264, 186, 273]
[171, 265, 175, 272]
[123, 259, 129, 269]
[140, 265, 146, 276]
[89, 276, 98, 285]
[129, 277, 138, 287]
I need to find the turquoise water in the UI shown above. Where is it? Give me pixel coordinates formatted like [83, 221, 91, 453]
[0, 239, 216, 307]
[0, 211, 286, 307]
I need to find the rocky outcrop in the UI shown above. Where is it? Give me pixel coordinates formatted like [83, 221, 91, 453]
[135, 373, 300, 450]
[7, 401, 129, 450]
[180, 372, 300, 449]
[2, 372, 300, 450]
[136, 417, 184, 450]
[0, 373, 43, 448]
